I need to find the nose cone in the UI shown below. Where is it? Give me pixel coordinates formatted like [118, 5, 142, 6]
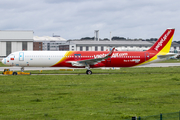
[1, 58, 5, 64]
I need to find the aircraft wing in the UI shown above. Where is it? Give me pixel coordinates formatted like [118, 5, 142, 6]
[157, 53, 177, 59]
[67, 47, 115, 67]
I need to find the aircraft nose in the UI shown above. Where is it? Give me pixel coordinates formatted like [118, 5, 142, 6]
[1, 58, 5, 64]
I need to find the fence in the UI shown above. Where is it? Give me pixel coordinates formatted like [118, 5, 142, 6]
[124, 111, 180, 120]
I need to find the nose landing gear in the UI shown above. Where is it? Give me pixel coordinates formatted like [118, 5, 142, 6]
[21, 67, 24, 72]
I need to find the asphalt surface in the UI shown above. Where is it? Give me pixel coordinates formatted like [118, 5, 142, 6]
[135, 63, 180, 67]
[0, 63, 180, 71]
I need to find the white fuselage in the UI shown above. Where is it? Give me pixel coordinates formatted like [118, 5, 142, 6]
[2, 51, 67, 67]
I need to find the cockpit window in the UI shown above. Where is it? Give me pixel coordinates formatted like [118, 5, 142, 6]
[7, 54, 15, 58]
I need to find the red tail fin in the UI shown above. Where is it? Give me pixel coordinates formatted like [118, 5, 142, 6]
[148, 28, 175, 53]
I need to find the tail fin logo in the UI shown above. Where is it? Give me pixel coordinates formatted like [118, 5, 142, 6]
[154, 30, 171, 51]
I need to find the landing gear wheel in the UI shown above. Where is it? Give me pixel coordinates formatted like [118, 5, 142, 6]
[86, 70, 92, 75]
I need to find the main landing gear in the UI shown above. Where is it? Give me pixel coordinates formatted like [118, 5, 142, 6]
[85, 64, 92, 75]
[86, 70, 92, 75]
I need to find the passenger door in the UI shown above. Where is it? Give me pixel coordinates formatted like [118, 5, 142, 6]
[145, 52, 150, 61]
[19, 52, 24, 61]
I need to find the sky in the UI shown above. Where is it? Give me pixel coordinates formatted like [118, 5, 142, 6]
[0, 0, 180, 41]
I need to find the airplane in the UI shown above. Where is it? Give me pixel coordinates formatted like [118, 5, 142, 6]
[1, 28, 176, 75]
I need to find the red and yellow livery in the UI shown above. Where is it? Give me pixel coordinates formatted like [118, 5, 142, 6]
[2, 28, 175, 74]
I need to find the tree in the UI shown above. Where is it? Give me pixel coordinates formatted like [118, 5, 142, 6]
[112, 36, 126, 40]
[80, 37, 94, 40]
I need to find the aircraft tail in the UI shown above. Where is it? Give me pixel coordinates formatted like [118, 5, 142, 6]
[147, 28, 175, 54]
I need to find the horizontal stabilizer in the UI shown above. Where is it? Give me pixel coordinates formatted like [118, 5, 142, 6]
[157, 53, 177, 59]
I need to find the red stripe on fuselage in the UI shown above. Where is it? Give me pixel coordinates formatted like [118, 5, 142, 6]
[52, 51, 157, 68]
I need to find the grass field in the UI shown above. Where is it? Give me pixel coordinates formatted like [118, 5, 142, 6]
[0, 67, 180, 120]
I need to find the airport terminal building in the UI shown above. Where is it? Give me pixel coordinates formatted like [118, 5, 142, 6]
[0, 30, 180, 58]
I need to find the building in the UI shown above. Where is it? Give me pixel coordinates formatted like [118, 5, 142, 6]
[33, 36, 67, 51]
[59, 40, 153, 51]
[170, 42, 180, 53]
[33, 42, 43, 51]
[59, 40, 180, 53]
[0, 30, 33, 57]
